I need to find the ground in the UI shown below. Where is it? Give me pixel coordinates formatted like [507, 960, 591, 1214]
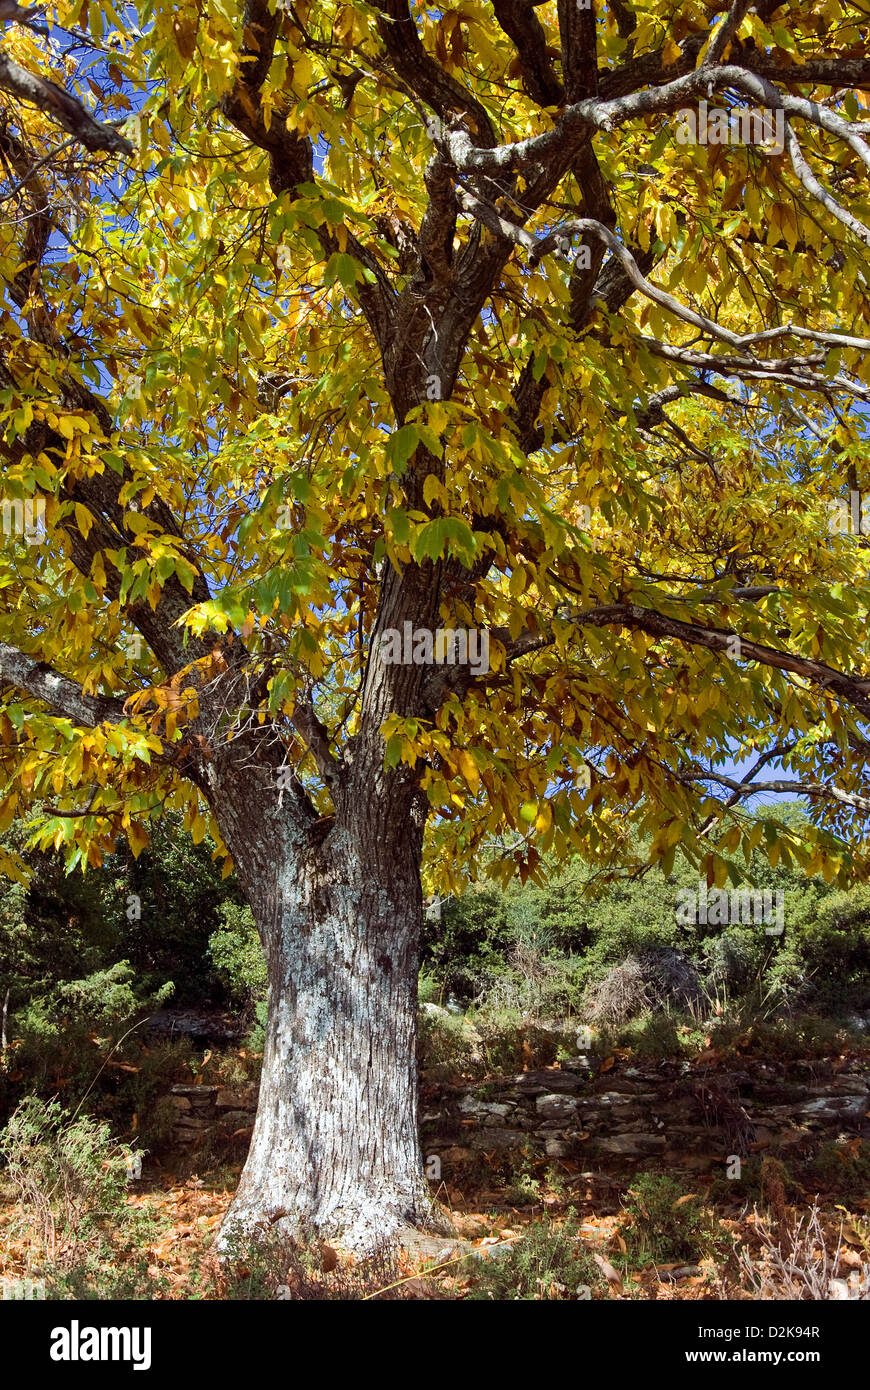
[1, 1020, 868, 1300]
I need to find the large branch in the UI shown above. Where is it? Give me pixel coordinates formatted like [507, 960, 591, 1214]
[0, 642, 127, 728]
[703, 0, 754, 68]
[491, 0, 561, 107]
[557, 0, 598, 105]
[684, 770, 870, 818]
[0, 51, 131, 155]
[374, 0, 496, 148]
[507, 603, 870, 725]
[439, 62, 870, 176]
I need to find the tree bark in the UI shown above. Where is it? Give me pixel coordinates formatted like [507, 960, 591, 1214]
[215, 791, 450, 1254]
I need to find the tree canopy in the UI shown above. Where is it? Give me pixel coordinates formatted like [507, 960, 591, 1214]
[1, 0, 870, 900]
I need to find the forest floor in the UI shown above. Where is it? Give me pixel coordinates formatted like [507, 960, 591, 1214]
[2, 1027, 869, 1300]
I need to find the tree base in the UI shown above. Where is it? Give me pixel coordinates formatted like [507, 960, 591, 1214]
[217, 1183, 455, 1259]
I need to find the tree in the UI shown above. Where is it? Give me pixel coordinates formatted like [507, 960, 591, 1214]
[2, 0, 870, 1250]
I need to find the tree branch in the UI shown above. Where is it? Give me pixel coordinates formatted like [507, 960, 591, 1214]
[0, 51, 132, 155]
[0, 642, 127, 727]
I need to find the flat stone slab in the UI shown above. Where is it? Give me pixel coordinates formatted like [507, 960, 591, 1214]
[469, 1127, 529, 1151]
[593, 1134, 668, 1156]
[536, 1093, 579, 1122]
[514, 1069, 582, 1095]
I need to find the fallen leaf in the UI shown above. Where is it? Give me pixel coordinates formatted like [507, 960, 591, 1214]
[593, 1251, 623, 1290]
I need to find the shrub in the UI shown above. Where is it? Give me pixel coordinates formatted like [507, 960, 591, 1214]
[465, 1214, 606, 1300]
[45, 1253, 170, 1301]
[738, 1203, 870, 1300]
[0, 1095, 136, 1265]
[704, 926, 769, 995]
[214, 1230, 434, 1300]
[606, 1010, 686, 1060]
[476, 946, 585, 1019]
[422, 886, 513, 999]
[619, 1173, 723, 1267]
[585, 948, 702, 1027]
[0, 962, 173, 1118]
[418, 1008, 480, 1077]
[207, 904, 267, 1007]
[807, 1138, 870, 1199]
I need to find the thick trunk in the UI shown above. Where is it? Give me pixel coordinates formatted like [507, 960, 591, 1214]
[217, 809, 450, 1254]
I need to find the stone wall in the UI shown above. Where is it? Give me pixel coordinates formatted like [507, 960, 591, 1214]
[166, 1054, 869, 1172]
[168, 1082, 257, 1145]
[421, 1054, 870, 1174]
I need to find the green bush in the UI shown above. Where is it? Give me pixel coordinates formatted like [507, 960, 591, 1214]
[807, 1138, 870, 1198]
[619, 1173, 724, 1267]
[418, 1009, 479, 1077]
[208, 903, 267, 1007]
[0, 1095, 137, 1266]
[0, 963, 173, 1123]
[465, 1214, 606, 1300]
[0, 810, 252, 1126]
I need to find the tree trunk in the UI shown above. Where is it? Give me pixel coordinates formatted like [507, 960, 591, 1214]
[216, 799, 451, 1254]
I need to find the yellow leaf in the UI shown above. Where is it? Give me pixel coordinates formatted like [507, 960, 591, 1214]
[127, 822, 149, 859]
[75, 502, 93, 539]
[456, 749, 479, 792]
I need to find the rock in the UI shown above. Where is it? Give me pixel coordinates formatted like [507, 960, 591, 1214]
[560, 1055, 598, 1075]
[592, 1078, 655, 1096]
[168, 1095, 190, 1111]
[469, 1127, 528, 1151]
[804, 1081, 868, 1097]
[170, 1084, 217, 1102]
[218, 1110, 254, 1130]
[658, 1265, 701, 1283]
[458, 1095, 512, 1120]
[544, 1136, 571, 1158]
[592, 1090, 645, 1107]
[797, 1096, 869, 1122]
[515, 1069, 581, 1095]
[421, 1002, 451, 1019]
[593, 1134, 667, 1156]
[145, 1009, 242, 1044]
[536, 1093, 578, 1123]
